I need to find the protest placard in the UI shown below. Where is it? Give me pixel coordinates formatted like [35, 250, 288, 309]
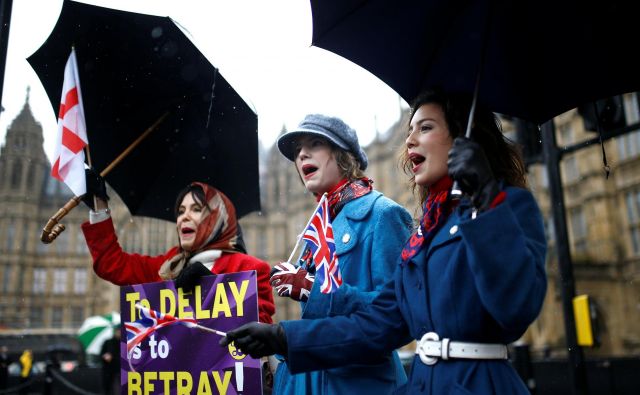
[119, 271, 261, 394]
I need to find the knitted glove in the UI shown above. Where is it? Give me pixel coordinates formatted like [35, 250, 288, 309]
[81, 167, 109, 210]
[270, 262, 314, 302]
[220, 322, 287, 359]
[174, 262, 211, 292]
[448, 137, 500, 212]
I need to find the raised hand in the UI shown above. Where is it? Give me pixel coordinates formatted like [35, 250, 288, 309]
[448, 137, 500, 211]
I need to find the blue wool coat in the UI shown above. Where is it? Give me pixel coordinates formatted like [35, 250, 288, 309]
[274, 190, 413, 395]
[281, 187, 547, 395]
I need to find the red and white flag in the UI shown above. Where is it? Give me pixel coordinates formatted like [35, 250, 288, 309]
[51, 48, 88, 197]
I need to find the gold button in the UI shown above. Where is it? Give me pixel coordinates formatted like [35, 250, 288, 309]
[342, 233, 351, 243]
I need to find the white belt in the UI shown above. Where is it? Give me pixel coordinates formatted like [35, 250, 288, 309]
[415, 332, 508, 365]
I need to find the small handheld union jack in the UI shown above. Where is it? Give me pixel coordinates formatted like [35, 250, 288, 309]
[300, 195, 342, 293]
[124, 304, 225, 358]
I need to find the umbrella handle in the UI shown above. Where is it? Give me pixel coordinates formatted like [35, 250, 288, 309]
[39, 111, 170, 244]
[40, 196, 82, 244]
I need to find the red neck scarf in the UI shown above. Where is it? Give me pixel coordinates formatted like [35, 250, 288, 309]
[400, 176, 456, 265]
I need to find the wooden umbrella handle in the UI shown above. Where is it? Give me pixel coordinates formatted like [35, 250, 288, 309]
[39, 111, 170, 244]
[40, 196, 82, 243]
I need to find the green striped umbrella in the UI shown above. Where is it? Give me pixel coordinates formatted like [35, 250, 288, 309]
[77, 312, 120, 355]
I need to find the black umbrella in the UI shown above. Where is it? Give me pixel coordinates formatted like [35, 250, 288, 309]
[28, 0, 260, 222]
[310, 0, 640, 124]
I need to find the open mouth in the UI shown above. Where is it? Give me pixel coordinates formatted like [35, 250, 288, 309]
[181, 227, 195, 236]
[409, 153, 426, 167]
[302, 164, 318, 176]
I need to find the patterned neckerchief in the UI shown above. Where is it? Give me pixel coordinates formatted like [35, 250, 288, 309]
[324, 177, 374, 218]
[301, 177, 374, 273]
[400, 176, 456, 265]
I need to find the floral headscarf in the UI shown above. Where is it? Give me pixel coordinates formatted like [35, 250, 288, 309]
[159, 182, 242, 280]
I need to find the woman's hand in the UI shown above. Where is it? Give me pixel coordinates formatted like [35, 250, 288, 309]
[174, 262, 211, 292]
[81, 167, 109, 210]
[448, 137, 500, 211]
[219, 322, 287, 359]
[270, 262, 314, 302]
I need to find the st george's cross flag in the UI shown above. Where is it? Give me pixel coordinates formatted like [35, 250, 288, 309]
[51, 48, 88, 197]
[301, 196, 342, 293]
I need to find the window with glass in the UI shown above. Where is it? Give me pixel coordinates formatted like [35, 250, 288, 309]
[570, 207, 588, 254]
[6, 218, 15, 252]
[563, 155, 580, 183]
[559, 123, 574, 146]
[2, 266, 12, 293]
[71, 306, 85, 327]
[625, 189, 640, 255]
[76, 229, 88, 254]
[53, 268, 68, 294]
[73, 268, 87, 295]
[30, 306, 44, 328]
[11, 160, 22, 188]
[51, 306, 64, 328]
[33, 268, 47, 294]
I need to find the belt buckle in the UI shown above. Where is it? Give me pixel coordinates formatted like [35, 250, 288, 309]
[417, 332, 440, 366]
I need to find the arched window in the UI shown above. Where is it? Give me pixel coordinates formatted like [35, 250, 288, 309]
[11, 160, 22, 188]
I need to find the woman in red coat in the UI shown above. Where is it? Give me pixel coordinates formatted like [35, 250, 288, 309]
[81, 180, 275, 323]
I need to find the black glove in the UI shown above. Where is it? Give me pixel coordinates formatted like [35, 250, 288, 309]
[448, 137, 500, 212]
[81, 167, 109, 210]
[219, 322, 287, 359]
[174, 262, 211, 292]
[270, 262, 314, 302]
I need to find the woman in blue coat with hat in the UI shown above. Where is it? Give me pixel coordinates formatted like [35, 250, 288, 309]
[268, 114, 412, 394]
[222, 89, 547, 395]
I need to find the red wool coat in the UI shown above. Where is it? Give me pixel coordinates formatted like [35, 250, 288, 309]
[82, 218, 275, 323]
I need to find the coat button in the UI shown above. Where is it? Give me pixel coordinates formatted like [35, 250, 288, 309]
[449, 225, 458, 235]
[342, 233, 351, 243]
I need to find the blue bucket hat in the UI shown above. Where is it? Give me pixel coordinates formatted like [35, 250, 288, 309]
[277, 114, 368, 170]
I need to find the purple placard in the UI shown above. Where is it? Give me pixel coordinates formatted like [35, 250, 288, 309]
[119, 271, 262, 395]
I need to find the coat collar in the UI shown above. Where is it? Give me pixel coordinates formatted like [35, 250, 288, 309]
[338, 190, 381, 221]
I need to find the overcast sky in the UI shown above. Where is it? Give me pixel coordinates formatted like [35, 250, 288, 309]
[0, 0, 408, 164]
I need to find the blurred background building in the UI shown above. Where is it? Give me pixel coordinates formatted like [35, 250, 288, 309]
[0, 90, 638, 366]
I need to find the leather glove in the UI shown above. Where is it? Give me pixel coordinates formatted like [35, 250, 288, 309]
[174, 262, 211, 292]
[270, 262, 314, 302]
[448, 137, 500, 212]
[219, 322, 287, 359]
[81, 167, 109, 210]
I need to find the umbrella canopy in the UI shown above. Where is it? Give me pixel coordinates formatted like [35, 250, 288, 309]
[28, 0, 260, 221]
[310, 0, 640, 124]
[77, 312, 120, 355]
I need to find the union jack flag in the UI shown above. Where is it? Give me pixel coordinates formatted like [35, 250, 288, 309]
[302, 197, 342, 293]
[124, 305, 197, 357]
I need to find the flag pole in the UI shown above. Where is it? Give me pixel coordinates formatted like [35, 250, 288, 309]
[285, 192, 328, 264]
[40, 112, 170, 244]
[133, 304, 226, 336]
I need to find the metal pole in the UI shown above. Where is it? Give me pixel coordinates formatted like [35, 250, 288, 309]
[0, 0, 13, 117]
[540, 120, 588, 395]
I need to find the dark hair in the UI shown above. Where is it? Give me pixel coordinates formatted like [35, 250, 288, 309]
[174, 184, 209, 218]
[400, 88, 527, 202]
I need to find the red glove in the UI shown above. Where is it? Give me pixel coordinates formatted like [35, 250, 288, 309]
[269, 262, 314, 302]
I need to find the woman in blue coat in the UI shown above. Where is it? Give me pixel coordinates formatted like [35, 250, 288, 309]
[269, 114, 412, 394]
[222, 89, 547, 395]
